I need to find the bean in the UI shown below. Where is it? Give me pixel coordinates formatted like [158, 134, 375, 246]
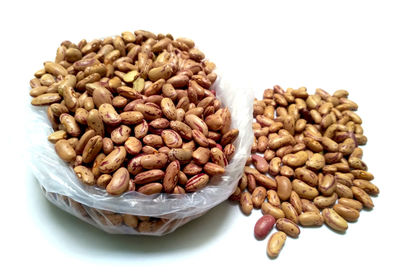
[267, 231, 286, 258]
[254, 215, 275, 239]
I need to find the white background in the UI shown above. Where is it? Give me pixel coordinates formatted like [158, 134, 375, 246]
[1, 0, 399, 275]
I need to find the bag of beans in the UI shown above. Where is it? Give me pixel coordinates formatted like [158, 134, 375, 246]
[28, 31, 253, 235]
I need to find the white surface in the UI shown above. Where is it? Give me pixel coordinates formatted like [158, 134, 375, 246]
[1, 0, 399, 275]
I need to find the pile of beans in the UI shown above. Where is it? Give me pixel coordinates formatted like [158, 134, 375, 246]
[29, 30, 239, 233]
[230, 85, 378, 258]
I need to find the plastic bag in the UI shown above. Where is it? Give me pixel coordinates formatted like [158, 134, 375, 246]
[28, 73, 254, 236]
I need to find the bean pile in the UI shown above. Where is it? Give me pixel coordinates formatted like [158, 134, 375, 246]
[230, 85, 379, 258]
[29, 31, 238, 200]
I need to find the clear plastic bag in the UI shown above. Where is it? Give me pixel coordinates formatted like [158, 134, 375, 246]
[28, 73, 254, 235]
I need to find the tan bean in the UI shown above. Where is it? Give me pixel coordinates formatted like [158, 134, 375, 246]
[73, 108, 88, 125]
[352, 186, 374, 209]
[168, 148, 192, 163]
[76, 73, 101, 91]
[254, 173, 277, 189]
[31, 93, 62, 106]
[144, 79, 165, 97]
[68, 137, 79, 149]
[50, 103, 69, 117]
[125, 155, 143, 175]
[280, 165, 294, 178]
[134, 169, 165, 185]
[169, 120, 192, 140]
[224, 144, 235, 161]
[292, 179, 320, 202]
[322, 208, 348, 232]
[204, 162, 225, 175]
[188, 147, 209, 165]
[353, 179, 379, 195]
[348, 156, 368, 170]
[335, 172, 354, 187]
[185, 173, 209, 192]
[252, 187, 267, 209]
[324, 152, 343, 164]
[92, 87, 113, 108]
[333, 204, 360, 222]
[266, 190, 281, 207]
[122, 214, 138, 228]
[313, 193, 338, 209]
[122, 70, 139, 83]
[161, 129, 182, 148]
[276, 218, 300, 238]
[99, 103, 121, 126]
[183, 162, 202, 176]
[269, 157, 281, 176]
[185, 114, 208, 136]
[298, 212, 324, 226]
[295, 119, 307, 132]
[160, 98, 177, 120]
[338, 198, 363, 211]
[256, 136, 268, 152]
[268, 135, 293, 150]
[83, 97, 94, 111]
[117, 86, 142, 100]
[276, 176, 292, 201]
[318, 174, 337, 196]
[351, 170, 374, 181]
[44, 61, 68, 77]
[120, 111, 144, 125]
[74, 165, 95, 186]
[48, 130, 67, 143]
[282, 151, 308, 167]
[306, 153, 325, 170]
[140, 153, 168, 169]
[209, 147, 227, 168]
[239, 191, 253, 215]
[82, 135, 103, 163]
[339, 138, 356, 156]
[30, 86, 48, 97]
[143, 134, 163, 147]
[135, 103, 163, 120]
[75, 129, 96, 154]
[91, 153, 105, 179]
[281, 202, 299, 224]
[96, 174, 112, 188]
[55, 139, 76, 162]
[30, 78, 41, 89]
[294, 167, 318, 187]
[321, 137, 339, 152]
[102, 137, 114, 155]
[304, 137, 323, 152]
[87, 109, 105, 137]
[261, 202, 285, 219]
[162, 83, 177, 99]
[149, 118, 170, 130]
[99, 146, 126, 173]
[167, 74, 190, 88]
[300, 199, 318, 213]
[267, 231, 286, 258]
[58, 114, 80, 137]
[124, 137, 142, 155]
[137, 183, 163, 195]
[289, 191, 303, 215]
[335, 183, 353, 198]
[111, 125, 131, 144]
